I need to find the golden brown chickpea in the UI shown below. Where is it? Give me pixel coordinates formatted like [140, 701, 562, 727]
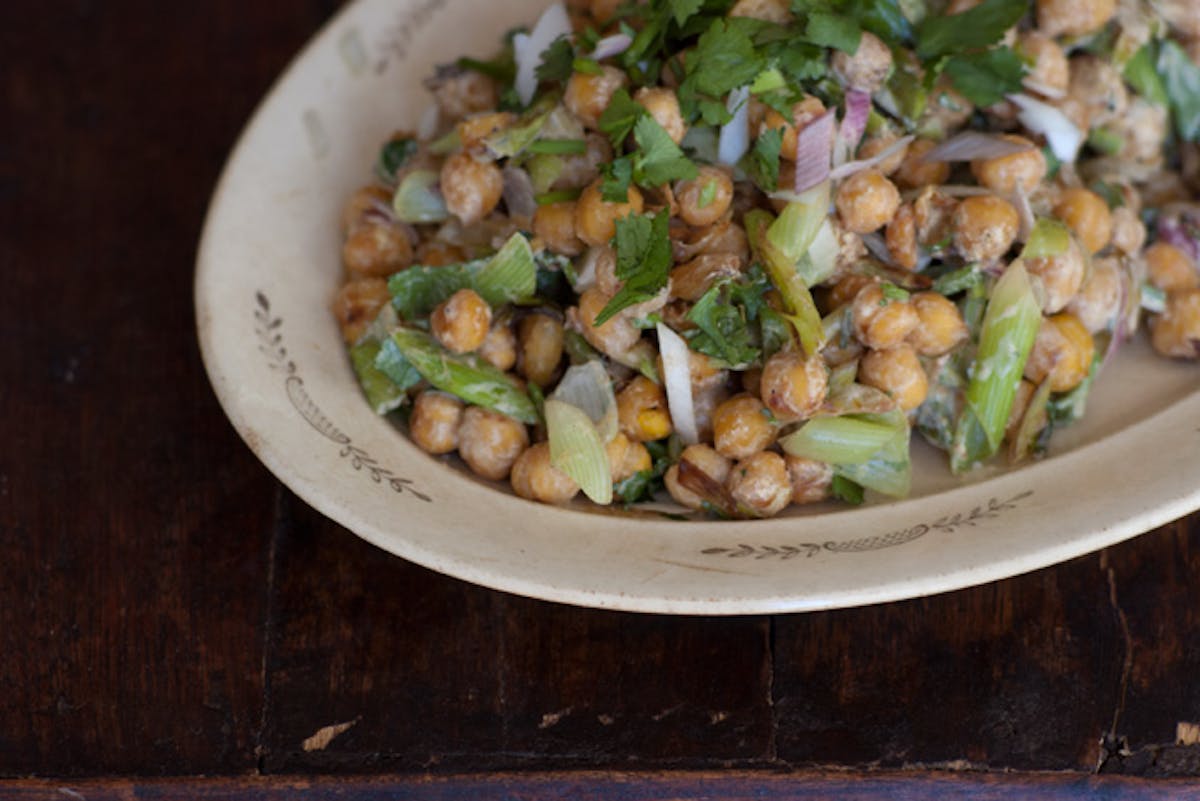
[511, 442, 579, 505]
[576, 285, 641, 356]
[416, 239, 467, 267]
[429, 69, 498, 121]
[851, 283, 921, 350]
[893, 138, 952, 190]
[1109, 207, 1147, 256]
[727, 451, 792, 518]
[858, 345, 929, 412]
[634, 86, 687, 145]
[923, 81, 974, 138]
[828, 273, 875, 310]
[1037, 0, 1115, 38]
[953, 195, 1019, 263]
[1145, 242, 1200, 292]
[1053, 188, 1112, 256]
[970, 136, 1046, 196]
[1025, 236, 1087, 314]
[664, 443, 732, 510]
[431, 288, 491, 354]
[831, 31, 892, 92]
[517, 313, 565, 388]
[885, 203, 918, 270]
[785, 455, 834, 505]
[342, 223, 414, 278]
[1004, 379, 1038, 442]
[608, 434, 653, 482]
[341, 184, 393, 235]
[1024, 313, 1096, 392]
[533, 202, 584, 256]
[409, 391, 464, 455]
[479, 323, 517, 371]
[456, 111, 516, 147]
[760, 350, 829, 422]
[617, 375, 672, 442]
[332, 278, 391, 344]
[457, 406, 529, 481]
[835, 169, 901, 234]
[669, 253, 743, 301]
[1150, 288, 1200, 359]
[675, 166, 734, 228]
[1066, 257, 1122, 333]
[564, 65, 627, 129]
[1017, 31, 1069, 97]
[712, 394, 777, 460]
[912, 186, 959, 249]
[760, 96, 826, 162]
[857, 134, 909, 177]
[575, 179, 645, 247]
[440, 151, 504, 226]
[908, 292, 969, 356]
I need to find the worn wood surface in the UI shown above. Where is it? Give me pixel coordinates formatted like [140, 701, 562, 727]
[1, 0, 1199, 785]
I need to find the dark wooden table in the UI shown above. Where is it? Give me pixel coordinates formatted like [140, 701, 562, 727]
[3, 1, 1199, 797]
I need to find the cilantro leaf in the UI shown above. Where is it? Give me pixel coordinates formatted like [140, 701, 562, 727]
[687, 18, 766, 98]
[601, 156, 634, 202]
[632, 115, 698, 186]
[740, 127, 784, 191]
[844, 0, 912, 47]
[685, 279, 762, 367]
[915, 0, 1026, 59]
[594, 212, 672, 325]
[1159, 39, 1200, 142]
[598, 88, 646, 147]
[668, 0, 705, 26]
[805, 11, 862, 54]
[942, 47, 1026, 107]
[535, 38, 575, 83]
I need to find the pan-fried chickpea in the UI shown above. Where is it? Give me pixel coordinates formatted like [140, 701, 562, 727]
[552, 133, 613, 191]
[511, 442, 579, 505]
[857, 134, 909, 176]
[429, 69, 498, 121]
[761, 350, 829, 422]
[664, 443, 732, 510]
[1025, 236, 1086, 314]
[440, 151, 504, 226]
[533, 202, 584, 256]
[886, 203, 918, 270]
[1024, 313, 1096, 392]
[953, 195, 1019, 263]
[617, 375, 672, 442]
[851, 283, 920, 350]
[576, 285, 641, 356]
[1067, 55, 1128, 130]
[606, 432, 653, 482]
[675, 166, 734, 228]
[564, 65, 627, 129]
[828, 273, 874, 310]
[727, 451, 792, 518]
[970, 135, 1046, 195]
[1109, 207, 1146, 256]
[759, 96, 825, 161]
[456, 111, 516, 147]
[1037, 0, 1115, 38]
[332, 278, 390, 344]
[341, 185, 393, 234]
[634, 86, 686, 144]
[1150, 289, 1200, 359]
[894, 138, 951, 190]
[670, 253, 742, 301]
[1145, 242, 1200, 292]
[785, 455, 833, 505]
[575, 179, 645, 247]
[712, 394, 777, 460]
[416, 240, 467, 267]
[1066, 258, 1122, 333]
[479, 323, 517, 371]
[835, 169, 901, 234]
[831, 31, 892, 92]
[518, 313, 565, 388]
[1017, 31, 1068, 97]
[431, 288, 491, 354]
[859, 344, 929, 412]
[908, 292, 969, 356]
[409, 391, 464, 455]
[1053, 188, 1112, 255]
[457, 406, 529, 481]
[342, 223, 413, 277]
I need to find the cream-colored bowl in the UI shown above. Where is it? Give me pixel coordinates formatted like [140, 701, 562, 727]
[196, 0, 1200, 614]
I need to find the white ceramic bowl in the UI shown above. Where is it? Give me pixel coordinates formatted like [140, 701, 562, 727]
[196, 0, 1200, 614]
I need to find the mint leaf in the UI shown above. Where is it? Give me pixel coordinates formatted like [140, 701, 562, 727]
[740, 127, 784, 191]
[916, 0, 1026, 59]
[594, 212, 672, 325]
[943, 47, 1026, 107]
[535, 37, 575, 83]
[1159, 39, 1200, 141]
[632, 115, 698, 186]
[806, 11, 862, 54]
[598, 88, 645, 147]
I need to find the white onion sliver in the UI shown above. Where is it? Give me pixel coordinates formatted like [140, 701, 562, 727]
[1008, 93, 1082, 163]
[718, 85, 752, 166]
[656, 323, 699, 446]
[513, 3, 573, 106]
[1012, 185, 1034, 243]
[828, 134, 914, 182]
[793, 109, 836, 194]
[921, 131, 1035, 163]
[571, 246, 604, 292]
[591, 32, 632, 60]
[550, 360, 619, 442]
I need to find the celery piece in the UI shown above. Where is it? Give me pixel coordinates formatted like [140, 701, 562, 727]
[546, 399, 613, 504]
[950, 261, 1041, 473]
[745, 209, 825, 356]
[351, 339, 410, 414]
[388, 329, 538, 424]
[392, 170, 449, 223]
[474, 233, 537, 307]
[780, 416, 900, 465]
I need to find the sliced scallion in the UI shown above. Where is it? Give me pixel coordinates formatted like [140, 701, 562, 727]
[392, 169, 449, 223]
[546, 399, 613, 504]
[474, 233, 537, 307]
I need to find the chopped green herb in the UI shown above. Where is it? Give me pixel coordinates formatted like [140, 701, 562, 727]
[1158, 40, 1200, 141]
[1123, 42, 1169, 107]
[572, 57, 603, 75]
[376, 138, 418, 182]
[739, 127, 785, 191]
[457, 54, 515, 83]
[685, 279, 762, 368]
[535, 38, 576, 84]
[915, 0, 1026, 59]
[632, 115, 699, 186]
[594, 211, 673, 325]
[805, 12, 863, 54]
[600, 155, 635, 201]
[942, 48, 1026, 108]
[830, 475, 865, 505]
[598, 88, 647, 146]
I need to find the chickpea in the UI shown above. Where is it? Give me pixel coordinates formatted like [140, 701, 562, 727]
[1025, 237, 1087, 314]
[857, 134, 909, 177]
[1066, 55, 1128, 130]
[479, 323, 517, 371]
[603, 432, 651, 482]
[692, 383, 729, 447]
[1053, 188, 1112, 256]
[429, 69, 498, 121]
[759, 96, 826, 162]
[341, 184, 393, 235]
[511, 442, 579, 505]
[912, 186, 958, 249]
[675, 167, 734, 228]
[518, 313, 565, 388]
[457, 406, 529, 481]
[575, 179, 645, 247]
[712, 394, 777, 460]
[440, 151, 504, 226]
[533, 202, 584, 256]
[835, 169, 901, 234]
[1004, 379, 1038, 442]
[726, 451, 792, 518]
[1109, 207, 1146, 256]
[785, 455, 833, 505]
[851, 283, 920, 350]
[728, 0, 793, 23]
[576, 285, 641, 356]
[409, 391, 464, 455]
[332, 278, 390, 344]
[1017, 31, 1069, 97]
[831, 31, 892, 92]
[456, 111, 516, 147]
[1150, 289, 1200, 359]
[552, 133, 613, 191]
[617, 375, 672, 442]
[885, 203, 918, 270]
[675, 219, 750, 264]
[1114, 99, 1169, 167]
[908, 292, 969, 356]
[922, 81, 974, 138]
[342, 223, 413, 278]
[431, 288, 491, 354]
[953, 195, 1019, 263]
[587, 0, 621, 23]
[1066, 257, 1123, 333]
[828, 273, 874, 310]
[1037, 0, 1115, 38]
[970, 136, 1046, 196]
[1145, 242, 1200, 292]
[893, 138, 952, 190]
[564, 65, 627, 129]
[859, 345, 929, 412]
[634, 86, 687, 145]
[670, 253, 743, 302]
[760, 350, 829, 422]
[1024, 313, 1096, 392]
[416, 239, 467, 266]
[664, 444, 732, 511]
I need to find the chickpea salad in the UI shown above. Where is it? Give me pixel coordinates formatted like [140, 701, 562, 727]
[333, 0, 1200, 518]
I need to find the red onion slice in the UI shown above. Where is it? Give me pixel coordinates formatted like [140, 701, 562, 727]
[793, 109, 836, 194]
[921, 131, 1034, 163]
[837, 89, 871, 164]
[828, 134, 914, 181]
[590, 33, 632, 60]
